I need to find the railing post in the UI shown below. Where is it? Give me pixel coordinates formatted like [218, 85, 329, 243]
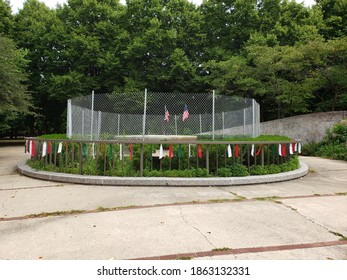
[206, 144, 209, 173]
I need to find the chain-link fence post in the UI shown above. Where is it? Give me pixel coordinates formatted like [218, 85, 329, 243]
[90, 90, 94, 140]
[212, 90, 215, 140]
[142, 88, 147, 140]
[67, 99, 72, 138]
[252, 99, 256, 138]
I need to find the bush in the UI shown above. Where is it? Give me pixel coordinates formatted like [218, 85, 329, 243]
[302, 120, 347, 161]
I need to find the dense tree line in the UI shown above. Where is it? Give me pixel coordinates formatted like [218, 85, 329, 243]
[0, 0, 346, 136]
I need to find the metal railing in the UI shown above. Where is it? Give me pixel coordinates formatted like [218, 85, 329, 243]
[25, 138, 302, 177]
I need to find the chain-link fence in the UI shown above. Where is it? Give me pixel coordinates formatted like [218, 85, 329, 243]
[67, 90, 260, 140]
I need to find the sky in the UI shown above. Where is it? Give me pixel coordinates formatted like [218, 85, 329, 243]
[10, 0, 317, 14]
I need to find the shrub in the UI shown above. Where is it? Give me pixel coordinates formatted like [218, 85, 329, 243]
[302, 120, 346, 161]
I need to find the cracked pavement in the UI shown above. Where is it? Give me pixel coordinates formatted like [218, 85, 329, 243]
[0, 146, 346, 260]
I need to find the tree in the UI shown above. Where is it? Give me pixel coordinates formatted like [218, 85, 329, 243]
[0, 0, 13, 35]
[304, 37, 347, 111]
[316, 0, 347, 39]
[0, 36, 32, 136]
[199, 0, 258, 58]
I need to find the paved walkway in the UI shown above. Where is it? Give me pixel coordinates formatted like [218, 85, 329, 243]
[0, 145, 346, 260]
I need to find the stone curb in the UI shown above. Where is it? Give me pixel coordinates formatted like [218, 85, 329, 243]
[17, 161, 308, 187]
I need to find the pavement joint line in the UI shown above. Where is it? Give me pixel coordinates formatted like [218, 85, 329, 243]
[280, 201, 347, 240]
[1, 193, 346, 222]
[132, 240, 347, 260]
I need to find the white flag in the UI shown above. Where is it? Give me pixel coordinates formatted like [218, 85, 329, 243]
[92, 143, 95, 159]
[289, 143, 294, 155]
[42, 141, 47, 157]
[294, 143, 298, 152]
[57, 142, 63, 154]
[227, 144, 232, 158]
[29, 141, 32, 156]
[119, 144, 123, 160]
[251, 144, 255, 157]
[159, 144, 163, 159]
[278, 144, 282, 156]
[298, 143, 302, 154]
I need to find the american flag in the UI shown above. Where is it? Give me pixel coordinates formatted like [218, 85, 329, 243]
[182, 104, 189, 122]
[164, 105, 169, 122]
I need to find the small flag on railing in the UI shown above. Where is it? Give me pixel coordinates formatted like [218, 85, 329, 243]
[83, 144, 87, 158]
[91, 143, 95, 159]
[159, 144, 163, 159]
[47, 142, 51, 154]
[42, 141, 47, 157]
[109, 144, 113, 160]
[235, 144, 239, 158]
[197, 144, 203, 158]
[25, 140, 29, 153]
[289, 143, 294, 155]
[129, 144, 133, 160]
[298, 142, 302, 154]
[164, 105, 169, 123]
[119, 144, 123, 160]
[57, 142, 63, 153]
[278, 144, 282, 156]
[182, 104, 189, 122]
[178, 144, 182, 159]
[256, 145, 262, 156]
[227, 144, 232, 158]
[251, 144, 255, 157]
[169, 144, 173, 158]
[30, 141, 35, 157]
[281, 144, 287, 157]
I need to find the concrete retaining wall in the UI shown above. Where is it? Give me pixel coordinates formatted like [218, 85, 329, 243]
[260, 111, 346, 143]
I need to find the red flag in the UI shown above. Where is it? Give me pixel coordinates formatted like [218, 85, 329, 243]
[169, 144, 173, 158]
[164, 105, 169, 122]
[30, 141, 35, 157]
[182, 104, 189, 122]
[197, 144, 203, 158]
[235, 145, 239, 158]
[47, 142, 51, 154]
[256, 145, 262, 156]
[281, 144, 287, 157]
[129, 144, 133, 160]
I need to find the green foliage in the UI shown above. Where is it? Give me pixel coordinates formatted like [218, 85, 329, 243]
[302, 120, 347, 161]
[3, 0, 347, 136]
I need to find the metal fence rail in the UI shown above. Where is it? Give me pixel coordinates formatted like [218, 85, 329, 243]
[67, 90, 260, 140]
[25, 138, 302, 177]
